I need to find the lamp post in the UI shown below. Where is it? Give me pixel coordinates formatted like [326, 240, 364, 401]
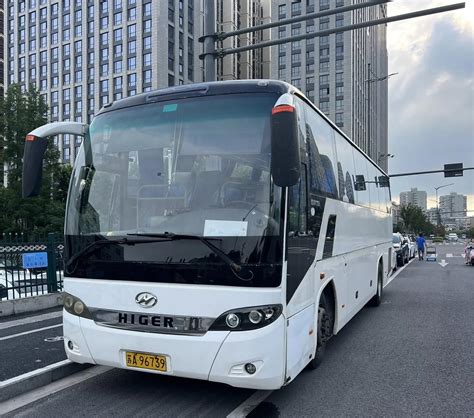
[434, 183, 454, 226]
[366, 67, 398, 160]
[377, 153, 394, 166]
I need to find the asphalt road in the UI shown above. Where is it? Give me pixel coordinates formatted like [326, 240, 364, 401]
[3, 243, 473, 417]
[0, 307, 65, 381]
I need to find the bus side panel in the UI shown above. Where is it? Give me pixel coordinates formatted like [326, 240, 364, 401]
[285, 304, 315, 382]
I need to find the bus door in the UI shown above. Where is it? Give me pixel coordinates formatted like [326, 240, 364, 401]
[285, 163, 317, 381]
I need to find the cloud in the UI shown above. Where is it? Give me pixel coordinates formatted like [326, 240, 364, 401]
[386, 1, 474, 209]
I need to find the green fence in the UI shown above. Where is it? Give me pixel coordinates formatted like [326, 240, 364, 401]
[0, 233, 64, 301]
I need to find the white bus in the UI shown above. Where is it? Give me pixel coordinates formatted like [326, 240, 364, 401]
[23, 80, 392, 390]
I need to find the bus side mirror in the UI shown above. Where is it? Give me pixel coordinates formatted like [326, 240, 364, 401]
[23, 135, 49, 198]
[271, 105, 300, 187]
[22, 122, 87, 198]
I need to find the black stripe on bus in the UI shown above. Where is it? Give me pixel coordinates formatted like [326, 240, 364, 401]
[322, 215, 337, 259]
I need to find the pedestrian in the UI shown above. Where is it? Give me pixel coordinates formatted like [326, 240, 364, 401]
[416, 233, 426, 260]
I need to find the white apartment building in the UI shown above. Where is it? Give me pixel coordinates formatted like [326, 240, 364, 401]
[5, 0, 203, 166]
[439, 192, 467, 220]
[399, 188, 427, 211]
[270, 0, 388, 170]
[4, 0, 275, 171]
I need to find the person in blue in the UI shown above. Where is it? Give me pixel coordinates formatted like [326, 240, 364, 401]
[416, 233, 426, 260]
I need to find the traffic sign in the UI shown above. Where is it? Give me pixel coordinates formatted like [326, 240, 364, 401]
[444, 163, 463, 177]
[22, 252, 48, 269]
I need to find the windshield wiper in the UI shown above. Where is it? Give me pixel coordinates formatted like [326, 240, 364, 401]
[65, 236, 172, 275]
[127, 232, 250, 279]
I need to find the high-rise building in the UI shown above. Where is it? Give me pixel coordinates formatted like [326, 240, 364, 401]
[5, 0, 202, 166]
[426, 207, 438, 225]
[399, 188, 427, 211]
[5, 0, 271, 172]
[270, 0, 388, 170]
[0, 0, 4, 96]
[216, 0, 271, 80]
[439, 192, 467, 220]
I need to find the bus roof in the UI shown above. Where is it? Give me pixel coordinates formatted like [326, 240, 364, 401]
[98, 80, 292, 116]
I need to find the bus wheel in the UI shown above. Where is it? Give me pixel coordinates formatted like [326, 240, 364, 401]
[307, 294, 333, 370]
[369, 266, 383, 307]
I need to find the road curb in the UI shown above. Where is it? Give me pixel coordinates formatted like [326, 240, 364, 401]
[0, 359, 92, 403]
[0, 293, 64, 318]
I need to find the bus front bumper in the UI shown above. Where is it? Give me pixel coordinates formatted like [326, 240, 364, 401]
[63, 310, 286, 390]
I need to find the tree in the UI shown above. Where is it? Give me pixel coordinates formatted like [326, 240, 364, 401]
[0, 84, 68, 238]
[399, 204, 432, 235]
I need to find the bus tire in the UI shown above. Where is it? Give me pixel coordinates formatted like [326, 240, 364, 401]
[307, 293, 333, 370]
[369, 266, 383, 307]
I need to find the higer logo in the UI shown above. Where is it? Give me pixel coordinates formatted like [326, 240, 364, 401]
[135, 292, 158, 308]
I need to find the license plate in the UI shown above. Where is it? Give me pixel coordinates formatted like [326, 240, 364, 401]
[125, 351, 168, 372]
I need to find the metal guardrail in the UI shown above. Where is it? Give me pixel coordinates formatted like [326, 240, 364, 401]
[0, 233, 64, 301]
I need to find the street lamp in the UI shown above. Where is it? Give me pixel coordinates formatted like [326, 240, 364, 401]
[434, 183, 454, 227]
[377, 153, 394, 165]
[366, 65, 398, 160]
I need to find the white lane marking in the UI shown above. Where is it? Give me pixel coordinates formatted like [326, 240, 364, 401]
[446, 253, 453, 258]
[0, 324, 62, 342]
[0, 366, 110, 415]
[227, 390, 274, 418]
[439, 260, 449, 267]
[0, 311, 62, 330]
[0, 360, 71, 387]
[385, 257, 415, 287]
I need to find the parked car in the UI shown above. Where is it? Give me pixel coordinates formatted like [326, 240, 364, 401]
[393, 233, 409, 266]
[0, 262, 48, 299]
[0, 272, 20, 300]
[404, 235, 416, 259]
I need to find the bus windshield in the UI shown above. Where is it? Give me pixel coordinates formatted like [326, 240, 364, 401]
[65, 93, 283, 287]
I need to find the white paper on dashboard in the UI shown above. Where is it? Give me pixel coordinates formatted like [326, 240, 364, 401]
[204, 220, 248, 237]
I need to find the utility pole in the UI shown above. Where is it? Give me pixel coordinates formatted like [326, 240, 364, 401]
[366, 68, 397, 162]
[367, 63, 371, 158]
[200, 2, 464, 75]
[203, 0, 216, 82]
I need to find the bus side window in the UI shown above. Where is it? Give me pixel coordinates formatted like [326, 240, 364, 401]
[288, 164, 308, 236]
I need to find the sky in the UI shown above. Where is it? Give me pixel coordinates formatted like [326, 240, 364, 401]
[386, 0, 474, 211]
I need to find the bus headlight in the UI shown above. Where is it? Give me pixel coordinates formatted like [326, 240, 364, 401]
[210, 304, 282, 331]
[225, 313, 240, 328]
[63, 292, 93, 320]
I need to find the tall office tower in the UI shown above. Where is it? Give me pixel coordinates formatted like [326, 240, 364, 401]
[216, 0, 271, 80]
[399, 188, 427, 211]
[270, 0, 388, 170]
[439, 192, 467, 220]
[0, 0, 4, 96]
[5, 0, 202, 166]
